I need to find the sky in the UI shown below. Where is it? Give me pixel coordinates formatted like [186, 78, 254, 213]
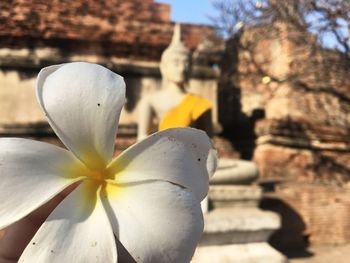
[155, 0, 215, 25]
[156, 0, 348, 51]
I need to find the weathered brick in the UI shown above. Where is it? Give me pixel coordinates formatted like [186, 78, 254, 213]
[0, 0, 216, 60]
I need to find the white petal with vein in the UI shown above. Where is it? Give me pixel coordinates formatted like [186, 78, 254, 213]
[19, 181, 117, 263]
[0, 138, 84, 229]
[109, 128, 217, 200]
[102, 181, 203, 263]
[37, 62, 126, 169]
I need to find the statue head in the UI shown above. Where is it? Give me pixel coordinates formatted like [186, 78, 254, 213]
[160, 24, 191, 84]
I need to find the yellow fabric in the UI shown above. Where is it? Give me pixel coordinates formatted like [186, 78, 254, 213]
[159, 93, 212, 131]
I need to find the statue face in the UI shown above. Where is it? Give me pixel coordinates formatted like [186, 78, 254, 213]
[161, 53, 190, 84]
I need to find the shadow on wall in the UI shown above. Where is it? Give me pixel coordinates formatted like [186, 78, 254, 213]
[218, 35, 265, 160]
[260, 196, 313, 259]
[124, 77, 142, 112]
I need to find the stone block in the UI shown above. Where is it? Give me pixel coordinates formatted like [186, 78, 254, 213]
[210, 159, 259, 185]
[192, 243, 287, 263]
[209, 185, 262, 208]
[201, 208, 280, 246]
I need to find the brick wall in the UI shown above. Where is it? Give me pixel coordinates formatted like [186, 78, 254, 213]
[226, 21, 350, 245]
[262, 183, 350, 247]
[0, 0, 216, 60]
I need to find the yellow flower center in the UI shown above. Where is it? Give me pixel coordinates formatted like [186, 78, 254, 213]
[62, 160, 113, 185]
[88, 169, 107, 182]
[85, 168, 123, 199]
[61, 153, 125, 199]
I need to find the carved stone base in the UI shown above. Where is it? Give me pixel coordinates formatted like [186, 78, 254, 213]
[200, 208, 280, 246]
[192, 243, 287, 263]
[209, 185, 262, 208]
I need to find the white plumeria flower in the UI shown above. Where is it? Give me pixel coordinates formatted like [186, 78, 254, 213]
[0, 62, 217, 263]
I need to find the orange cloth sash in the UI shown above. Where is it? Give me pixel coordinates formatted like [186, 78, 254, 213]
[159, 94, 212, 131]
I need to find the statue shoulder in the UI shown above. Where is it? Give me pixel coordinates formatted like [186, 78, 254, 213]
[187, 93, 212, 106]
[149, 90, 176, 102]
[140, 91, 168, 111]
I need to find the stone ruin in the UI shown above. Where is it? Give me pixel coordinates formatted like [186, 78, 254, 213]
[220, 21, 350, 249]
[0, 1, 286, 261]
[6, 0, 348, 259]
[0, 0, 219, 145]
[193, 158, 286, 262]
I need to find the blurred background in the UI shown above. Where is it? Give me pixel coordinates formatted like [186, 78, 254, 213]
[0, 0, 350, 262]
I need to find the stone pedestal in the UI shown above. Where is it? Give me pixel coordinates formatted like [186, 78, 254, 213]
[209, 185, 262, 208]
[210, 159, 259, 185]
[194, 158, 287, 262]
[201, 208, 280, 246]
[192, 243, 287, 263]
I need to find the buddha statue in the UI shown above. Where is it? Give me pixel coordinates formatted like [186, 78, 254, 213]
[137, 23, 213, 141]
[137, 24, 260, 214]
[137, 24, 215, 213]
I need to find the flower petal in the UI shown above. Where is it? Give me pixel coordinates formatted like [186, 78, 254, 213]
[0, 138, 86, 229]
[0, 183, 78, 261]
[108, 128, 217, 201]
[37, 62, 126, 169]
[19, 181, 117, 263]
[102, 181, 203, 263]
